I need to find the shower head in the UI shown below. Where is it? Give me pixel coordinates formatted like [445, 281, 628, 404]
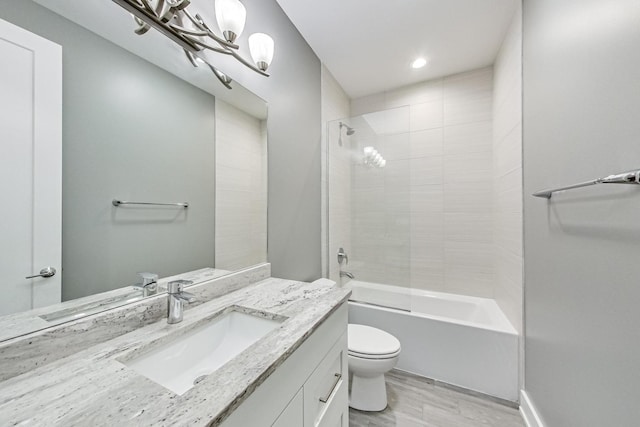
[340, 122, 356, 136]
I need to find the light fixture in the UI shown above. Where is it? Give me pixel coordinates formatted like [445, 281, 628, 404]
[215, 0, 246, 43]
[411, 57, 427, 69]
[113, 0, 275, 89]
[249, 33, 275, 71]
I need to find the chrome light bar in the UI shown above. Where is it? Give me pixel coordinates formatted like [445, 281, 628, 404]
[112, 0, 272, 89]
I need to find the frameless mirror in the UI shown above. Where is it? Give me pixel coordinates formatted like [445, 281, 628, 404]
[0, 0, 267, 340]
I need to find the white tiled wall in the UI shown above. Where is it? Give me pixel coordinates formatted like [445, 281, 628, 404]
[492, 5, 523, 334]
[350, 109, 412, 289]
[351, 67, 494, 297]
[215, 99, 267, 270]
[323, 26, 522, 323]
[321, 65, 351, 282]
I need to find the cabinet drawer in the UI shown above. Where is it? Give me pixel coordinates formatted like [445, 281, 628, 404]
[304, 332, 348, 427]
[316, 379, 346, 427]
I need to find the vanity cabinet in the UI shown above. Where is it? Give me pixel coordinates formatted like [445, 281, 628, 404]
[272, 389, 303, 427]
[221, 303, 348, 427]
[302, 334, 347, 427]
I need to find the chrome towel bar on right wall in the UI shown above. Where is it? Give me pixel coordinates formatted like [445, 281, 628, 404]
[532, 169, 640, 199]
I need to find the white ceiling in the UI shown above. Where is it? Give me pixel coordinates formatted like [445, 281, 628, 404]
[276, 0, 518, 99]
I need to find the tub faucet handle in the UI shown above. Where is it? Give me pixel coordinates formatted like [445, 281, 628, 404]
[337, 248, 349, 265]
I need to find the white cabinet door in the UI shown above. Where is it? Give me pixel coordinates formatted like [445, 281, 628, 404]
[0, 18, 62, 315]
[304, 332, 348, 427]
[272, 388, 303, 427]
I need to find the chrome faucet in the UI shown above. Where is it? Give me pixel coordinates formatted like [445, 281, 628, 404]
[337, 248, 349, 265]
[340, 271, 355, 279]
[134, 272, 158, 297]
[167, 280, 196, 324]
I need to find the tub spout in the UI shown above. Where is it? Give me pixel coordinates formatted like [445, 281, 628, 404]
[340, 271, 355, 279]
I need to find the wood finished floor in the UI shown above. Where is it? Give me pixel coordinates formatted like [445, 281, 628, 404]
[349, 370, 525, 427]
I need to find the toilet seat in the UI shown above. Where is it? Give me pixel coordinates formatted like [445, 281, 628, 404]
[348, 348, 401, 360]
[348, 324, 401, 359]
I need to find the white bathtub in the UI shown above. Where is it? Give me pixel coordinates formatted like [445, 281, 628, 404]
[346, 280, 519, 402]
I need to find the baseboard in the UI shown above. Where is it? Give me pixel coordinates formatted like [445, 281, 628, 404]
[520, 390, 545, 427]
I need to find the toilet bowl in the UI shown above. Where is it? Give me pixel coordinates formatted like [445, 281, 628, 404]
[348, 323, 401, 411]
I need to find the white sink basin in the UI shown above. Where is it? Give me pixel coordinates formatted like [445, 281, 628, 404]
[123, 309, 284, 395]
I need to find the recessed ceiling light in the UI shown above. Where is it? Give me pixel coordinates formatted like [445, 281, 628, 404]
[411, 57, 427, 69]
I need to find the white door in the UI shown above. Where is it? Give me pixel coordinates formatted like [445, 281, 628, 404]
[0, 18, 62, 316]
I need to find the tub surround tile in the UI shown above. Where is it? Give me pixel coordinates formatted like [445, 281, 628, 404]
[495, 210, 523, 257]
[443, 151, 492, 184]
[0, 264, 271, 382]
[410, 156, 444, 186]
[493, 124, 522, 178]
[444, 180, 492, 214]
[384, 79, 443, 110]
[410, 128, 443, 158]
[443, 67, 493, 127]
[410, 185, 444, 214]
[410, 263, 445, 292]
[410, 100, 444, 132]
[443, 121, 492, 156]
[350, 92, 387, 116]
[444, 213, 493, 244]
[349, 67, 495, 295]
[379, 133, 411, 161]
[492, 5, 522, 336]
[0, 278, 350, 426]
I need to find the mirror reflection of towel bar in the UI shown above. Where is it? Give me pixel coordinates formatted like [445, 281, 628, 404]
[112, 199, 189, 208]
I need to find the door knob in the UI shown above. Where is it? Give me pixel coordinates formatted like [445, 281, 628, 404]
[25, 266, 56, 279]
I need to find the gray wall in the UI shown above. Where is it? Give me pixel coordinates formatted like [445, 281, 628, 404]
[523, 0, 640, 425]
[209, 0, 322, 281]
[3, 0, 324, 287]
[0, 2, 217, 299]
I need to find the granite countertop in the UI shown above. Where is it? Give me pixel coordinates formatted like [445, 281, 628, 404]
[0, 278, 349, 426]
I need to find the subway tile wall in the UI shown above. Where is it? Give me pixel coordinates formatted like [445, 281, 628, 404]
[492, 6, 523, 334]
[351, 67, 495, 297]
[215, 99, 268, 270]
[323, 22, 522, 332]
[350, 110, 412, 288]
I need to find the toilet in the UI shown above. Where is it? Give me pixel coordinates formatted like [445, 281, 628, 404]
[348, 323, 401, 411]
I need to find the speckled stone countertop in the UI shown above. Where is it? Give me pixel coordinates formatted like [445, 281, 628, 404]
[0, 278, 350, 426]
[0, 265, 270, 382]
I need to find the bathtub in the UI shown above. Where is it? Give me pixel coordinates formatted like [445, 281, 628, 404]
[346, 280, 519, 402]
